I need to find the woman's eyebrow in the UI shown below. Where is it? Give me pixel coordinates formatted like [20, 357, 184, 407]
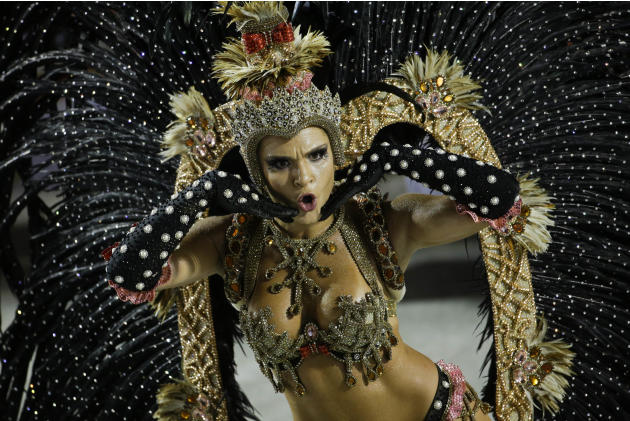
[265, 153, 292, 161]
[307, 144, 327, 153]
[266, 144, 327, 159]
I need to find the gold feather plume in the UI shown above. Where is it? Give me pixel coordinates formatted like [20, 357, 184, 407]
[514, 173, 555, 255]
[160, 87, 215, 161]
[153, 379, 199, 420]
[212, 2, 331, 99]
[215, 1, 288, 32]
[526, 317, 575, 414]
[393, 49, 489, 113]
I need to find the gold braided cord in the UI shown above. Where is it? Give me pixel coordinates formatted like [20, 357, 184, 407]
[173, 153, 228, 421]
[339, 80, 537, 421]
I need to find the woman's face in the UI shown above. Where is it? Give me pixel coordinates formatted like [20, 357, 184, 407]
[258, 126, 335, 225]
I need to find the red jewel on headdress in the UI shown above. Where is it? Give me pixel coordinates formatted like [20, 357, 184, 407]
[271, 22, 294, 43]
[242, 22, 294, 54]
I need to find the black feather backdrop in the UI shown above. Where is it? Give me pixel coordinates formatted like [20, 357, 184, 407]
[1, 2, 628, 420]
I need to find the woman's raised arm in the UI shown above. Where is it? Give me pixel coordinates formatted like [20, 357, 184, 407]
[102, 169, 296, 304]
[157, 214, 232, 291]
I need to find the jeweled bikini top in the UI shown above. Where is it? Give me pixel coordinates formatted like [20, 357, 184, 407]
[223, 190, 405, 396]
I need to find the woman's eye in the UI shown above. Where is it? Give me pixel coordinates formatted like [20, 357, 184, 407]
[267, 159, 290, 170]
[309, 149, 328, 161]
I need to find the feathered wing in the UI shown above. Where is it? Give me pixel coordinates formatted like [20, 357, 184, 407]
[1, 2, 629, 421]
[0, 3, 255, 421]
[308, 2, 630, 419]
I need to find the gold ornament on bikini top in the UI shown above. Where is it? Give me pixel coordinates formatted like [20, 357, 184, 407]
[241, 291, 397, 397]
[263, 207, 344, 317]
[231, 196, 401, 396]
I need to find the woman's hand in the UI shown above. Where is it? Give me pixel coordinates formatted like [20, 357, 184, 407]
[320, 142, 520, 221]
[104, 170, 297, 302]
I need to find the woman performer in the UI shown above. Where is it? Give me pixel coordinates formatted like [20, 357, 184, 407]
[3, 2, 628, 421]
[104, 3, 525, 420]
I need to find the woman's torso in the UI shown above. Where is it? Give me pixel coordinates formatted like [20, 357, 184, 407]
[226, 197, 439, 421]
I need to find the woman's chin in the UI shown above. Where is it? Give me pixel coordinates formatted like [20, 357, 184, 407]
[292, 210, 321, 225]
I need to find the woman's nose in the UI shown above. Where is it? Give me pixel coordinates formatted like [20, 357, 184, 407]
[292, 161, 313, 187]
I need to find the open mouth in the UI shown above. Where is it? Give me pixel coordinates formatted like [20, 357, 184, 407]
[297, 193, 317, 212]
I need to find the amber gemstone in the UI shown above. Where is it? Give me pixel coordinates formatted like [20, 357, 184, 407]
[230, 283, 240, 293]
[436, 76, 444, 87]
[180, 410, 191, 420]
[347, 376, 357, 386]
[529, 375, 539, 387]
[187, 118, 194, 126]
[200, 118, 209, 129]
[521, 205, 531, 218]
[391, 254, 398, 265]
[265, 236, 274, 246]
[443, 94, 453, 102]
[231, 227, 239, 237]
[376, 365, 384, 375]
[389, 335, 398, 345]
[225, 255, 234, 268]
[541, 362, 554, 374]
[296, 385, 305, 396]
[384, 268, 394, 280]
[186, 395, 196, 404]
[420, 82, 429, 93]
[326, 242, 337, 254]
[512, 222, 524, 233]
[237, 214, 247, 224]
[378, 243, 389, 256]
[396, 273, 404, 284]
[529, 346, 541, 358]
[368, 371, 376, 381]
[185, 138, 194, 147]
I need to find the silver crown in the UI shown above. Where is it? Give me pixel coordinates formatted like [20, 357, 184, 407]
[230, 85, 345, 188]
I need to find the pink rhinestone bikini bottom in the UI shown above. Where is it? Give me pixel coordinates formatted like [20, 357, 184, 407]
[423, 360, 491, 421]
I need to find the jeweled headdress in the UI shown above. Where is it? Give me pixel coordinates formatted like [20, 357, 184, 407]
[212, 1, 345, 188]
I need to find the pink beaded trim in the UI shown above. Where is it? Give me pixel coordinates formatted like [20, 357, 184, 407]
[456, 198, 522, 233]
[437, 360, 466, 421]
[107, 264, 171, 304]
